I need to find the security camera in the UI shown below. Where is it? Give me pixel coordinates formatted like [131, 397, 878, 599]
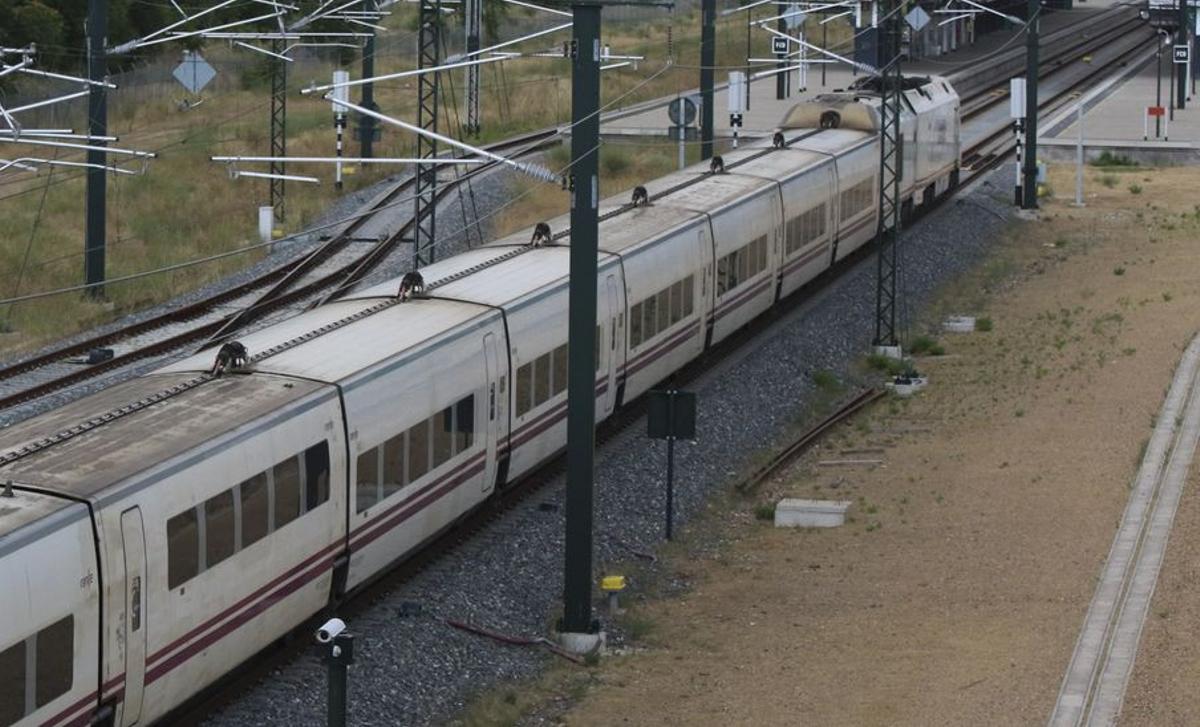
[316, 618, 346, 644]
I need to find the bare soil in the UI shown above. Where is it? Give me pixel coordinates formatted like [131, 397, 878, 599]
[510, 164, 1200, 726]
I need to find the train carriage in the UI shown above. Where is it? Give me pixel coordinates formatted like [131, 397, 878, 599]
[0, 74, 962, 727]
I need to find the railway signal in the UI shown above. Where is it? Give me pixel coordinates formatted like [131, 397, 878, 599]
[647, 388, 697, 540]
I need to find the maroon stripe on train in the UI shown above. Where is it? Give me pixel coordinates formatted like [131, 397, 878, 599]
[38, 689, 98, 727]
[623, 321, 700, 376]
[713, 278, 772, 323]
[145, 553, 337, 686]
[625, 324, 700, 377]
[349, 459, 486, 550]
[781, 242, 831, 276]
[348, 465, 482, 549]
[146, 539, 343, 671]
[348, 451, 486, 544]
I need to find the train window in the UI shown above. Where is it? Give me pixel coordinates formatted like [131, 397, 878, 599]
[356, 448, 380, 513]
[407, 419, 430, 482]
[382, 435, 405, 500]
[167, 507, 200, 589]
[656, 290, 669, 332]
[204, 489, 236, 569]
[516, 362, 532, 417]
[240, 473, 269, 548]
[629, 302, 643, 347]
[716, 256, 729, 295]
[455, 395, 475, 451]
[0, 638, 25, 725]
[670, 281, 683, 324]
[305, 442, 331, 511]
[432, 407, 454, 468]
[683, 276, 694, 316]
[273, 456, 302, 529]
[757, 236, 768, 272]
[35, 616, 73, 708]
[643, 294, 658, 340]
[534, 353, 551, 407]
[552, 344, 568, 396]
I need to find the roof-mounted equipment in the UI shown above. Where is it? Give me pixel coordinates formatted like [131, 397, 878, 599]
[709, 156, 725, 174]
[530, 221, 552, 247]
[398, 271, 425, 301]
[772, 131, 785, 149]
[631, 185, 649, 207]
[211, 341, 249, 376]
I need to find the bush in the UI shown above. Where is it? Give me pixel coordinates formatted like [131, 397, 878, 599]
[812, 369, 840, 392]
[1092, 150, 1138, 167]
[754, 502, 776, 521]
[1100, 174, 1118, 188]
[908, 335, 943, 356]
[865, 353, 910, 376]
[1129, 184, 1143, 195]
[975, 317, 994, 332]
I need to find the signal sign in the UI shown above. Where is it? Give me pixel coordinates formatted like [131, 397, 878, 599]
[772, 37, 789, 55]
[1174, 45, 1189, 64]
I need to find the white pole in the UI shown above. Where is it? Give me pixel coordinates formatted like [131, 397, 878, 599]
[1075, 102, 1084, 206]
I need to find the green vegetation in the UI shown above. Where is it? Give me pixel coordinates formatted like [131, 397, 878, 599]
[1092, 150, 1138, 168]
[908, 335, 945, 356]
[975, 316, 994, 332]
[754, 502, 777, 521]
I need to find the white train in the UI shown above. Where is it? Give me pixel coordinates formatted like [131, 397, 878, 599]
[0, 75, 958, 726]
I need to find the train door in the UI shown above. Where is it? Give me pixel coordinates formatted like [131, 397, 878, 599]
[119, 507, 147, 726]
[697, 223, 714, 348]
[482, 332, 501, 492]
[603, 275, 620, 415]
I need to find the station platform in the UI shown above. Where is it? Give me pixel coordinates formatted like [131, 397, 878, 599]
[600, 0, 1128, 141]
[1041, 45, 1200, 164]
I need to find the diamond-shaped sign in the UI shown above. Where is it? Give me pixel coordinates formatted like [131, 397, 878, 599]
[173, 51, 216, 95]
[905, 5, 931, 31]
[783, 3, 806, 29]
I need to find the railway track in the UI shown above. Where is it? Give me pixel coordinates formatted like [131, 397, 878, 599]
[0, 128, 560, 411]
[154, 10, 1157, 723]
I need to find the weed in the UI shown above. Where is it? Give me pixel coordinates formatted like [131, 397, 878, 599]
[1136, 437, 1149, 465]
[1100, 174, 1118, 189]
[1163, 291, 1173, 302]
[1092, 151, 1138, 167]
[1128, 183, 1143, 195]
[975, 316, 994, 332]
[754, 502, 777, 521]
[1122, 347, 1137, 356]
[1015, 408, 1025, 418]
[621, 614, 656, 643]
[865, 521, 882, 532]
[909, 335, 945, 356]
[812, 369, 841, 393]
[865, 353, 910, 376]
[1113, 266, 1126, 276]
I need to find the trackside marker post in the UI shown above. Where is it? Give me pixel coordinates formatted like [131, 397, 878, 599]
[647, 389, 697, 540]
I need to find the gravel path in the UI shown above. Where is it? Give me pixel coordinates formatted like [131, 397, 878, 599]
[200, 168, 1018, 727]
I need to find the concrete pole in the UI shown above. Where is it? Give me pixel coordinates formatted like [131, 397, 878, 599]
[1021, 0, 1039, 210]
[562, 1, 601, 639]
[85, 0, 108, 298]
[700, 0, 715, 159]
[359, 0, 378, 158]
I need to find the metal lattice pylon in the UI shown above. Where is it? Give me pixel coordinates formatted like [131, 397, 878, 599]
[270, 37, 287, 222]
[873, 2, 903, 349]
[465, 0, 482, 135]
[413, 0, 441, 268]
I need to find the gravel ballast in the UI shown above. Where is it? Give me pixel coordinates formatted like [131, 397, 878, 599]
[199, 167, 1018, 727]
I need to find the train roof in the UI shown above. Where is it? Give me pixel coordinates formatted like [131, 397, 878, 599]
[162, 297, 493, 385]
[0, 488, 75, 543]
[0, 372, 328, 503]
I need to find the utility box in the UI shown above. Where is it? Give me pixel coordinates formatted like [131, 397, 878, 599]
[774, 498, 852, 528]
